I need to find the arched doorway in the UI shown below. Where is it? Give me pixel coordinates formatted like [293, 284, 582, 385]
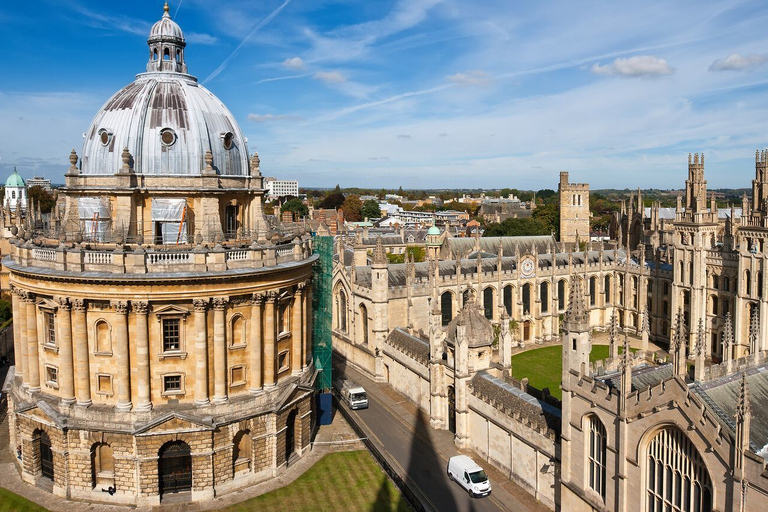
[447, 385, 456, 433]
[39, 431, 53, 481]
[286, 409, 298, 463]
[158, 441, 192, 497]
[523, 320, 532, 342]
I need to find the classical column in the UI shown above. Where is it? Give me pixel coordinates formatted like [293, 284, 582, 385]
[112, 301, 131, 411]
[133, 301, 152, 411]
[213, 297, 228, 403]
[193, 298, 210, 406]
[248, 294, 263, 393]
[72, 299, 91, 406]
[292, 287, 303, 375]
[55, 297, 75, 404]
[12, 288, 27, 383]
[263, 292, 276, 387]
[25, 293, 40, 392]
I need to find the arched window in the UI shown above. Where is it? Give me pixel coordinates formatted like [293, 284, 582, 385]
[522, 283, 531, 315]
[163, 47, 170, 61]
[483, 287, 494, 319]
[558, 280, 566, 310]
[503, 285, 512, 316]
[153, 49, 158, 60]
[176, 49, 181, 63]
[359, 304, 369, 345]
[587, 416, 607, 501]
[689, 262, 694, 285]
[632, 276, 639, 308]
[710, 296, 718, 316]
[233, 430, 252, 475]
[758, 271, 763, 298]
[540, 282, 549, 313]
[618, 275, 624, 306]
[723, 276, 730, 291]
[647, 427, 712, 512]
[590, 277, 597, 306]
[91, 443, 115, 489]
[745, 270, 751, 296]
[679, 261, 684, 283]
[604, 275, 611, 304]
[722, 299, 729, 316]
[441, 292, 453, 326]
[338, 290, 347, 332]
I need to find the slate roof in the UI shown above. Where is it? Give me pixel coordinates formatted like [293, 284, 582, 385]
[598, 363, 673, 392]
[692, 365, 768, 452]
[385, 328, 430, 364]
[441, 235, 557, 259]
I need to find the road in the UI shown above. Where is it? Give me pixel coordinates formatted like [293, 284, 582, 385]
[339, 365, 517, 512]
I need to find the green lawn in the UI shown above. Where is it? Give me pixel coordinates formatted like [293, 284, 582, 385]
[511, 344, 634, 400]
[222, 451, 410, 512]
[0, 488, 48, 512]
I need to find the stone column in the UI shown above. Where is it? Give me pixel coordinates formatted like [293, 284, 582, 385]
[72, 299, 92, 406]
[55, 297, 75, 404]
[302, 284, 309, 369]
[113, 301, 131, 411]
[25, 293, 40, 392]
[133, 301, 152, 411]
[12, 288, 27, 383]
[263, 292, 276, 388]
[193, 299, 210, 406]
[248, 294, 263, 393]
[291, 287, 303, 375]
[304, 283, 312, 368]
[213, 297, 228, 403]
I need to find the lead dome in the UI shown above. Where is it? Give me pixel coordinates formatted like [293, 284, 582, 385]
[79, 3, 249, 177]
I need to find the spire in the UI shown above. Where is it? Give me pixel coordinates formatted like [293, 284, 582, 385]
[724, 312, 734, 374]
[620, 333, 632, 412]
[735, 371, 753, 491]
[372, 236, 387, 266]
[672, 307, 687, 377]
[694, 318, 706, 381]
[737, 371, 752, 420]
[609, 310, 619, 360]
[564, 277, 589, 332]
[749, 305, 760, 356]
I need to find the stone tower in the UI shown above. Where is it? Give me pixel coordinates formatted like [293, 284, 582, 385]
[371, 237, 390, 380]
[558, 172, 590, 245]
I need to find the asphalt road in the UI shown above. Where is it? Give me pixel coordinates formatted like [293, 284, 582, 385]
[340, 367, 509, 512]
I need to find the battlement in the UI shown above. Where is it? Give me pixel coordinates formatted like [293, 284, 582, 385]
[688, 152, 705, 167]
[757, 149, 768, 165]
[558, 171, 589, 191]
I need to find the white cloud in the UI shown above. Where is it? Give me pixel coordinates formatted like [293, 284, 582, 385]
[591, 55, 675, 78]
[446, 70, 492, 86]
[709, 53, 768, 72]
[313, 71, 347, 84]
[282, 57, 305, 69]
[247, 113, 302, 122]
[185, 32, 219, 45]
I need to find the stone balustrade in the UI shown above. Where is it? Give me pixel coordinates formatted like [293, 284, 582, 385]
[6, 238, 313, 276]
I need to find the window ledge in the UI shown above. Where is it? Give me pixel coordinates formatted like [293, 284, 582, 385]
[161, 390, 185, 397]
[230, 381, 246, 388]
[277, 331, 291, 341]
[94, 351, 113, 357]
[159, 351, 187, 360]
[96, 390, 114, 397]
[45, 380, 59, 389]
[229, 344, 247, 351]
[42, 344, 59, 354]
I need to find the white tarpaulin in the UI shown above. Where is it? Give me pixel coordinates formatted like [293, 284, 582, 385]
[78, 197, 110, 241]
[152, 198, 188, 244]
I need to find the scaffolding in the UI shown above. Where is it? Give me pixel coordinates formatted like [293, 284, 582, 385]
[312, 235, 333, 391]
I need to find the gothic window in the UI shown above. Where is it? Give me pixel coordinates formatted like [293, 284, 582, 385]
[540, 282, 549, 313]
[589, 277, 596, 306]
[587, 416, 607, 501]
[503, 286, 512, 316]
[441, 292, 453, 326]
[483, 287, 494, 319]
[558, 280, 566, 310]
[646, 427, 712, 512]
[759, 272, 764, 299]
[663, 282, 669, 295]
[689, 262, 693, 285]
[745, 270, 751, 296]
[618, 275, 624, 306]
[710, 296, 718, 316]
[359, 304, 369, 345]
[604, 275, 611, 304]
[522, 283, 531, 315]
[722, 299, 729, 316]
[723, 276, 730, 292]
[711, 275, 718, 290]
[663, 300, 669, 316]
[632, 276, 639, 308]
[338, 290, 347, 332]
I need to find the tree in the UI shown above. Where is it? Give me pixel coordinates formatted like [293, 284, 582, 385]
[27, 185, 55, 214]
[319, 190, 345, 209]
[482, 218, 551, 237]
[281, 198, 308, 218]
[532, 201, 559, 234]
[360, 199, 381, 219]
[341, 195, 363, 222]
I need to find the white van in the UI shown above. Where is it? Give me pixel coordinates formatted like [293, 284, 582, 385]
[334, 377, 369, 410]
[447, 455, 491, 498]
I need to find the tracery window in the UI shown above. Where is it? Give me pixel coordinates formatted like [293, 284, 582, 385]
[540, 282, 549, 313]
[646, 427, 712, 512]
[587, 415, 607, 501]
[558, 280, 566, 310]
[441, 292, 453, 326]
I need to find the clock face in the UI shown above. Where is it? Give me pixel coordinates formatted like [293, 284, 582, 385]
[520, 257, 535, 278]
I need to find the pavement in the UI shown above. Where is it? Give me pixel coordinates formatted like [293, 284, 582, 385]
[340, 364, 551, 512]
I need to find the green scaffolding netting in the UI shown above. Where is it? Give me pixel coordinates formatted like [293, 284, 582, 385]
[312, 235, 333, 391]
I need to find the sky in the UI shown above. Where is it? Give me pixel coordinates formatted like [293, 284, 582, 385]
[2, 1, 768, 190]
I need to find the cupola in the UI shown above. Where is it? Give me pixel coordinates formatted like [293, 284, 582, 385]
[146, 2, 187, 74]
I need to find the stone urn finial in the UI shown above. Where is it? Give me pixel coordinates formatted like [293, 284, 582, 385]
[69, 149, 80, 174]
[204, 150, 214, 174]
[121, 147, 132, 172]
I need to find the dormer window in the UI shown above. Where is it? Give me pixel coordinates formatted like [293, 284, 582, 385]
[98, 128, 113, 147]
[160, 128, 176, 146]
[222, 132, 234, 150]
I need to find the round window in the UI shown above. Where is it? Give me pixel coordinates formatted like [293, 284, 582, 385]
[98, 129, 112, 147]
[160, 128, 176, 146]
[223, 132, 234, 150]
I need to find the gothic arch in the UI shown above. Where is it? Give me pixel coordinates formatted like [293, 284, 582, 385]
[358, 303, 369, 345]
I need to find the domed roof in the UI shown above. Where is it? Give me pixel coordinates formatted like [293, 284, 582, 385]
[427, 225, 441, 236]
[79, 4, 250, 177]
[149, 3, 184, 42]
[6, 169, 25, 188]
[445, 292, 494, 348]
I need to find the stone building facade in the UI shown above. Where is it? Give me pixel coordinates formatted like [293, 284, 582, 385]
[559, 171, 590, 244]
[5, 5, 316, 506]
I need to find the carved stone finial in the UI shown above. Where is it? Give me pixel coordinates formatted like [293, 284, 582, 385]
[69, 149, 79, 168]
[251, 152, 261, 175]
[121, 147, 131, 172]
[204, 149, 214, 173]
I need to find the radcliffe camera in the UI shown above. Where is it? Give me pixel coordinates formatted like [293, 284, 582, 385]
[0, 2, 766, 512]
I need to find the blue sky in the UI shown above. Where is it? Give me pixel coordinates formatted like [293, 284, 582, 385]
[2, 1, 768, 190]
